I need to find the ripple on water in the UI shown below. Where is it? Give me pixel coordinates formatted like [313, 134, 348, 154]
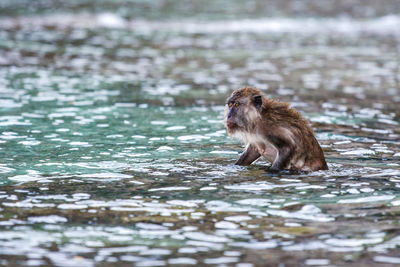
[225, 181, 307, 191]
[267, 205, 334, 222]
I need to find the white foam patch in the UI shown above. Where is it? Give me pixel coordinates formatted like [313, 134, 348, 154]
[338, 195, 395, 204]
[4, 14, 399, 36]
[267, 205, 334, 222]
[341, 149, 375, 156]
[305, 259, 330, 265]
[28, 215, 68, 223]
[168, 258, 197, 265]
[58, 204, 88, 209]
[233, 240, 278, 249]
[209, 150, 238, 154]
[374, 256, 400, 264]
[184, 232, 231, 243]
[166, 126, 186, 131]
[325, 237, 383, 247]
[130, 16, 400, 35]
[96, 13, 126, 28]
[77, 173, 133, 179]
[365, 169, 400, 177]
[148, 187, 191, 192]
[215, 221, 238, 229]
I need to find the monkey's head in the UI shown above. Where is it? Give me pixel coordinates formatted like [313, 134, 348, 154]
[224, 87, 263, 136]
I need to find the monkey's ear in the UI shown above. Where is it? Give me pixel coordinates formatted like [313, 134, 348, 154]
[253, 95, 262, 109]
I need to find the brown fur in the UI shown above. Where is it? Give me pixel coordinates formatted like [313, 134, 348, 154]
[224, 87, 328, 172]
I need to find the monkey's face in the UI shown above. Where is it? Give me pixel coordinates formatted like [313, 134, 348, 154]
[224, 99, 244, 134]
[224, 92, 262, 135]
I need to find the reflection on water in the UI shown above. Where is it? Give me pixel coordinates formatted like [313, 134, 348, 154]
[0, 0, 400, 266]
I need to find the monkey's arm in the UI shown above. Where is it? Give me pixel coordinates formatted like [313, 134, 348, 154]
[235, 144, 261, 165]
[269, 146, 292, 172]
[268, 132, 295, 172]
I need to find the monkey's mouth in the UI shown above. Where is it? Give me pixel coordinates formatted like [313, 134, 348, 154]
[226, 121, 240, 133]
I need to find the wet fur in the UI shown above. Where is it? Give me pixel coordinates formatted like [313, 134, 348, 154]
[224, 87, 328, 172]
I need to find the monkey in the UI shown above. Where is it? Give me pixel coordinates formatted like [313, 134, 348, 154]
[224, 87, 328, 172]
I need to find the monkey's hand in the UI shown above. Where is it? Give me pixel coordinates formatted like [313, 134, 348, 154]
[267, 165, 281, 173]
[235, 144, 261, 166]
[270, 145, 292, 171]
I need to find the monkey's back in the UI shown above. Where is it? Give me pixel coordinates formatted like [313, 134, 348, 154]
[260, 99, 328, 171]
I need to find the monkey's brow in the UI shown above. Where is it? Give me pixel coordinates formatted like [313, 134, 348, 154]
[226, 96, 238, 104]
[226, 99, 238, 105]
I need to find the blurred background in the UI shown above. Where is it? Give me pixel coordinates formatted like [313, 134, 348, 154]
[0, 1, 400, 267]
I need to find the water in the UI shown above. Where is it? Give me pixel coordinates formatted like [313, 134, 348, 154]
[1, 1, 400, 266]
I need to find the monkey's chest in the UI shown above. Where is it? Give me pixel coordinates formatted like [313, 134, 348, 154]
[244, 133, 277, 163]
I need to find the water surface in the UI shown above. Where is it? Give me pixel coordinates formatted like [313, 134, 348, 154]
[0, 1, 400, 266]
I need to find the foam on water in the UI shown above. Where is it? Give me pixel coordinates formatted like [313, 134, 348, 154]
[3, 14, 400, 36]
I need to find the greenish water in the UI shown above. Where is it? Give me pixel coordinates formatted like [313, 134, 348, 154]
[1, 1, 400, 266]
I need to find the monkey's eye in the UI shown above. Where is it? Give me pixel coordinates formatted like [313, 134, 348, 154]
[228, 103, 233, 108]
[234, 103, 239, 108]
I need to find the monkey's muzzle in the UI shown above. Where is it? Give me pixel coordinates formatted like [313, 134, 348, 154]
[226, 117, 238, 131]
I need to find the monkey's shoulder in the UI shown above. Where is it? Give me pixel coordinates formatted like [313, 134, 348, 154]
[262, 101, 306, 124]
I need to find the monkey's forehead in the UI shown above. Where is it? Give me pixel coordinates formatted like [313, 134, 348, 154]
[232, 90, 243, 97]
[226, 94, 242, 103]
[231, 91, 242, 99]
[227, 87, 262, 102]
[233, 87, 262, 96]
[226, 90, 248, 103]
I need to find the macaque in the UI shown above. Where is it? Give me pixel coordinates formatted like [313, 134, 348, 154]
[224, 87, 328, 172]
